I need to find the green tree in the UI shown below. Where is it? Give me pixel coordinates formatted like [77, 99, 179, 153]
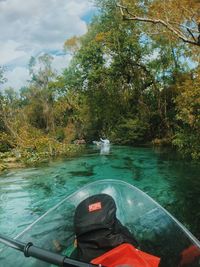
[173, 69, 200, 159]
[0, 66, 7, 85]
[63, 2, 158, 141]
[28, 54, 56, 132]
[63, 0, 190, 145]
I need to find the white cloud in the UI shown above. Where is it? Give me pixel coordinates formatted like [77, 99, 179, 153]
[52, 54, 73, 73]
[0, 0, 92, 53]
[0, 40, 27, 65]
[5, 67, 29, 90]
[0, 0, 94, 89]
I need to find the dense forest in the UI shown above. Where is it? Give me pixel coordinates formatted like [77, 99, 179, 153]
[0, 0, 200, 169]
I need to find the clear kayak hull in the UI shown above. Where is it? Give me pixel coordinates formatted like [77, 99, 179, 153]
[0, 179, 200, 267]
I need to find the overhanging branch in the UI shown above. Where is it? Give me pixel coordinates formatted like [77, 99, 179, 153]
[116, 3, 200, 47]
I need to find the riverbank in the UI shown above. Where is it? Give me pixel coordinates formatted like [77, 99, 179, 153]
[0, 134, 186, 174]
[0, 144, 86, 173]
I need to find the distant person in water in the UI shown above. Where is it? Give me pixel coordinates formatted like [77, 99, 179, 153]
[100, 138, 110, 145]
[93, 138, 110, 147]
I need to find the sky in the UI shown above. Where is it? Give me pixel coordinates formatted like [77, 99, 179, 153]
[0, 0, 95, 90]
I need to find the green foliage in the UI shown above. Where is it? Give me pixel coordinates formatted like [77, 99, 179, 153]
[0, 0, 200, 166]
[173, 69, 200, 159]
[173, 131, 200, 160]
[0, 66, 7, 84]
[0, 133, 13, 152]
[27, 54, 57, 132]
[111, 118, 149, 144]
[62, 3, 160, 141]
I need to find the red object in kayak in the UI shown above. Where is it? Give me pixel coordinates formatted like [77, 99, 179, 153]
[91, 243, 160, 267]
[179, 245, 200, 266]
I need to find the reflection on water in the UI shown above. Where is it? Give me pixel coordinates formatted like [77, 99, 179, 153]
[100, 144, 110, 155]
[0, 145, 200, 241]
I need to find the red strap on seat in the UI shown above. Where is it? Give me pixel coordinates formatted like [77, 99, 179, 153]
[91, 243, 160, 267]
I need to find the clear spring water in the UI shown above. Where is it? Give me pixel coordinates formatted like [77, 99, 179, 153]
[0, 145, 200, 240]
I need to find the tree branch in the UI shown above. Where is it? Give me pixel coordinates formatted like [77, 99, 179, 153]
[116, 4, 200, 47]
[186, 28, 197, 42]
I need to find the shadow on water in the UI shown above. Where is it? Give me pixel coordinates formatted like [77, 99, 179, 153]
[112, 156, 143, 181]
[124, 157, 143, 181]
[68, 164, 95, 177]
[68, 170, 94, 177]
[150, 147, 200, 239]
[164, 162, 200, 240]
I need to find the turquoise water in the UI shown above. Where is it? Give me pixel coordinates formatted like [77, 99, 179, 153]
[0, 145, 200, 240]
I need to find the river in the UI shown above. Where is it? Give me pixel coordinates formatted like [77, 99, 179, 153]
[0, 145, 200, 240]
